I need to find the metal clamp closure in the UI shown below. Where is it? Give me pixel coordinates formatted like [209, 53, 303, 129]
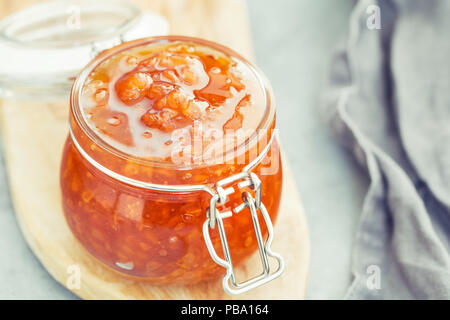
[203, 171, 285, 295]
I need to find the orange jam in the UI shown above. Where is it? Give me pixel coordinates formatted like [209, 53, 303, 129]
[61, 37, 282, 285]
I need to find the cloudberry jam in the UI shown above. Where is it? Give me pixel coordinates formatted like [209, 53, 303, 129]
[61, 37, 282, 285]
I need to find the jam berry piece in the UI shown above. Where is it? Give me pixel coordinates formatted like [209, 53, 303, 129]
[141, 111, 160, 128]
[153, 95, 169, 111]
[167, 89, 189, 111]
[179, 66, 198, 85]
[147, 82, 177, 101]
[161, 70, 179, 83]
[137, 56, 158, 73]
[154, 89, 189, 112]
[115, 72, 153, 105]
[181, 99, 208, 120]
[141, 108, 180, 132]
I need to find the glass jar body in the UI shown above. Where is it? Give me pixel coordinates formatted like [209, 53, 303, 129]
[60, 134, 282, 285]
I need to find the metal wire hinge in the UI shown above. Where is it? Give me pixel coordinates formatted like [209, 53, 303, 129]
[202, 171, 285, 295]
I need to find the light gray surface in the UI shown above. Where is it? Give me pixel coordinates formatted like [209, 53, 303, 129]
[0, 0, 366, 299]
[326, 0, 450, 299]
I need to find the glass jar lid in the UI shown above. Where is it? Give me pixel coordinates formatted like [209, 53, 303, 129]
[0, 0, 169, 100]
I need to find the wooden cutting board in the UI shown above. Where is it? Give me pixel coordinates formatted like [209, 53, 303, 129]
[0, 0, 309, 299]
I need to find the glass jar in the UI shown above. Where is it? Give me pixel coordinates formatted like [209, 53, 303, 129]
[60, 36, 284, 294]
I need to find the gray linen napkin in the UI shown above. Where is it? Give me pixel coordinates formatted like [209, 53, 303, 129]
[324, 0, 450, 299]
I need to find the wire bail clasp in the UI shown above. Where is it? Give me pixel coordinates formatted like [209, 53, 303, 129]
[202, 171, 285, 295]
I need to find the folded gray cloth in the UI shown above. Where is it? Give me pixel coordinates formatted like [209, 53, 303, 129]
[324, 0, 450, 299]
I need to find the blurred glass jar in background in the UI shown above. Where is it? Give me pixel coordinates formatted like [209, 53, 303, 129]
[0, 0, 168, 101]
